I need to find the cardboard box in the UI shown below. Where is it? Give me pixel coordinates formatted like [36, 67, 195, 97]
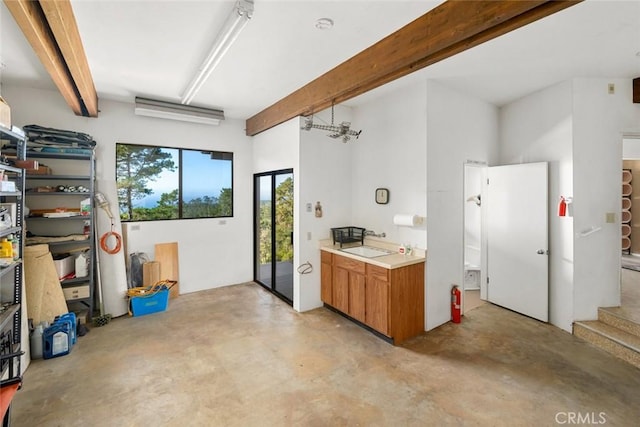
[26, 165, 53, 175]
[0, 97, 11, 130]
[53, 255, 74, 279]
[13, 160, 39, 170]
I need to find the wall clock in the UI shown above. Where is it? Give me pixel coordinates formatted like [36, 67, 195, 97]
[375, 188, 389, 204]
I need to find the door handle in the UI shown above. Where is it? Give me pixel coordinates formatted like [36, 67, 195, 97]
[536, 249, 548, 255]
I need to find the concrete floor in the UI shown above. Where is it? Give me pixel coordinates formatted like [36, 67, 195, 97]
[12, 282, 640, 426]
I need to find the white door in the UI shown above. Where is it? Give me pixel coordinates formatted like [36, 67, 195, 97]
[487, 162, 549, 322]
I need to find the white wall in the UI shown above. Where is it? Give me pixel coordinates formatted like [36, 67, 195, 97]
[426, 80, 499, 331]
[351, 82, 427, 250]
[4, 86, 254, 315]
[500, 80, 574, 332]
[298, 112, 353, 311]
[572, 78, 640, 321]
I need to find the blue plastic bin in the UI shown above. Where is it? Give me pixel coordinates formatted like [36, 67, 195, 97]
[130, 288, 169, 317]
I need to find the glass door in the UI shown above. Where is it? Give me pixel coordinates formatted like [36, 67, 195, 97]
[254, 169, 294, 304]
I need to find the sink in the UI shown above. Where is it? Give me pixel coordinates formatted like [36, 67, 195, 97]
[339, 245, 395, 258]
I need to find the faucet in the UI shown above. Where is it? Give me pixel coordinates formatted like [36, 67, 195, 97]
[365, 230, 386, 238]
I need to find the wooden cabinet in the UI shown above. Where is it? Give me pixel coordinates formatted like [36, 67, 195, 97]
[366, 265, 389, 335]
[333, 255, 366, 322]
[320, 250, 424, 344]
[320, 251, 333, 304]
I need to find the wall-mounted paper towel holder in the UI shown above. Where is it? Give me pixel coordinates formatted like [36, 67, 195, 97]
[393, 214, 424, 227]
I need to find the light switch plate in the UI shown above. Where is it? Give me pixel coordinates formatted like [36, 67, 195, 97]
[606, 212, 616, 223]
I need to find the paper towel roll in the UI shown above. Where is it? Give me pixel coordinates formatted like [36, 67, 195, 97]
[393, 214, 421, 227]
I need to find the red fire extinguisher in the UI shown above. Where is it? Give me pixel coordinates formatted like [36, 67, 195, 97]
[451, 285, 461, 324]
[558, 196, 567, 217]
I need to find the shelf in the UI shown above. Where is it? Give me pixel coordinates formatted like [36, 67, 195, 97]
[0, 127, 26, 143]
[26, 175, 91, 181]
[0, 164, 24, 174]
[0, 191, 22, 198]
[0, 260, 21, 280]
[42, 240, 90, 249]
[26, 151, 93, 161]
[61, 276, 91, 286]
[26, 191, 91, 196]
[0, 304, 20, 331]
[28, 214, 91, 220]
[0, 227, 21, 239]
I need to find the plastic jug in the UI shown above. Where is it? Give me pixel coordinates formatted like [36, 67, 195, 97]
[75, 252, 88, 278]
[0, 238, 12, 258]
[30, 323, 45, 359]
[43, 322, 71, 359]
[55, 312, 77, 346]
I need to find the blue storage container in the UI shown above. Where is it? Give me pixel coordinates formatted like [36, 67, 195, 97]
[43, 323, 71, 359]
[130, 287, 169, 317]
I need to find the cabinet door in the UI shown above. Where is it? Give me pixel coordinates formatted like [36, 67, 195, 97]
[349, 273, 366, 323]
[321, 261, 333, 304]
[333, 267, 349, 313]
[366, 277, 389, 335]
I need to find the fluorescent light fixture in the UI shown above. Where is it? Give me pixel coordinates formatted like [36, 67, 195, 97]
[135, 97, 225, 125]
[181, 0, 254, 105]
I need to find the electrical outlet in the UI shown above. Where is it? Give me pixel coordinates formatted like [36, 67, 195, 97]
[306, 203, 312, 213]
[130, 224, 140, 231]
[307, 232, 312, 241]
[219, 219, 227, 225]
[606, 212, 616, 223]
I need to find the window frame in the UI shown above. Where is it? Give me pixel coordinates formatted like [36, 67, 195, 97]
[115, 142, 234, 222]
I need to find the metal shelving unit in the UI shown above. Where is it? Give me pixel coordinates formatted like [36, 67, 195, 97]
[24, 151, 96, 322]
[0, 127, 26, 426]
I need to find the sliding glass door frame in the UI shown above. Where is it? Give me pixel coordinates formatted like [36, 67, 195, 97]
[253, 168, 294, 305]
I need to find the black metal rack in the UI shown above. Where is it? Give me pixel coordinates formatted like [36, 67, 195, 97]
[0, 127, 26, 426]
[331, 226, 366, 247]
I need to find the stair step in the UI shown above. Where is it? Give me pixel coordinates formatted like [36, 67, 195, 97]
[598, 307, 640, 338]
[573, 320, 640, 369]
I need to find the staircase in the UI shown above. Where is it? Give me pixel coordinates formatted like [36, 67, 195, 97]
[573, 306, 640, 369]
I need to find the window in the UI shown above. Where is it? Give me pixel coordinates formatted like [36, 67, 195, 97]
[116, 143, 233, 221]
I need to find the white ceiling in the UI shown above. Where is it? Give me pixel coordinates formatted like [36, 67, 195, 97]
[1, 0, 639, 121]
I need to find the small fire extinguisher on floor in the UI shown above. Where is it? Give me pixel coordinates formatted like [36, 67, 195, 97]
[451, 285, 461, 323]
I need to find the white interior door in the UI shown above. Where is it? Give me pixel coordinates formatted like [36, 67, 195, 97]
[487, 162, 549, 322]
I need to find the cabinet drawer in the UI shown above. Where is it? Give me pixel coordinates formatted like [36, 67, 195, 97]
[367, 264, 389, 282]
[334, 254, 365, 275]
[321, 250, 333, 264]
[63, 285, 90, 301]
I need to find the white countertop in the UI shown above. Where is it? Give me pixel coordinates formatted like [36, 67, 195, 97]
[319, 238, 426, 269]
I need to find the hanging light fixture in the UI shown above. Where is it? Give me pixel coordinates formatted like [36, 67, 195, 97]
[181, 0, 254, 105]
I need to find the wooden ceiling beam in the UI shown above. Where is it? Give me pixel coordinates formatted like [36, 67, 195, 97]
[246, 0, 582, 137]
[3, 0, 98, 117]
[39, 0, 98, 117]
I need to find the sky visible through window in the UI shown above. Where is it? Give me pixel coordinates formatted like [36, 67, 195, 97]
[137, 148, 231, 208]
